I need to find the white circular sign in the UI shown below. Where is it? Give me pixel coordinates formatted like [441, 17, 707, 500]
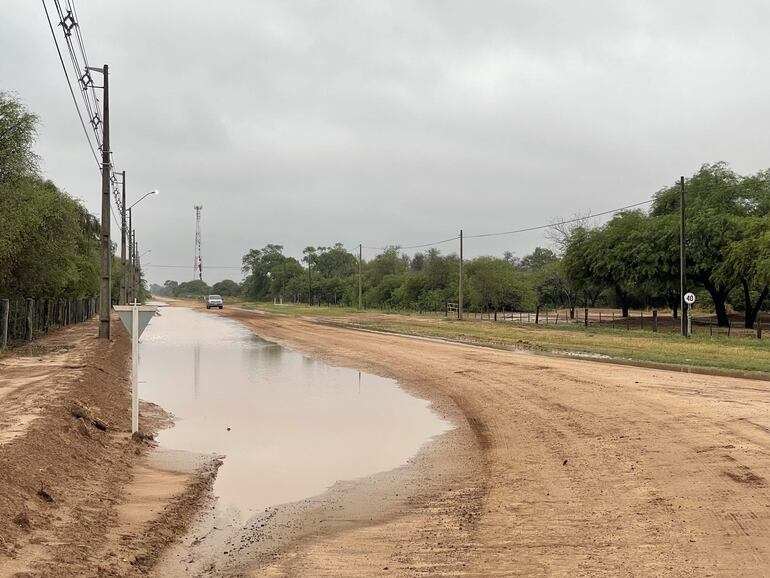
[684, 292, 696, 305]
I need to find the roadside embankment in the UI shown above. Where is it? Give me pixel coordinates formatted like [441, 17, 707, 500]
[0, 318, 219, 577]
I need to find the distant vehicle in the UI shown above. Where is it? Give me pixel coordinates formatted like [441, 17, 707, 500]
[206, 294, 224, 309]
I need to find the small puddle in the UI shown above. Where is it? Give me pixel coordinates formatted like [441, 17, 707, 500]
[139, 306, 451, 517]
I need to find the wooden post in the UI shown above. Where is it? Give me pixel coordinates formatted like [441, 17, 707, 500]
[652, 310, 658, 332]
[584, 307, 589, 327]
[640, 312, 644, 330]
[1, 299, 8, 349]
[758, 319, 763, 340]
[535, 305, 540, 325]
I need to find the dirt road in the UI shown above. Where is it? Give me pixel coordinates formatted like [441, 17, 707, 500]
[205, 306, 770, 577]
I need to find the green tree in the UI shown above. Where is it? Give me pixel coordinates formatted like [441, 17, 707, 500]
[211, 279, 242, 297]
[175, 279, 211, 297]
[466, 257, 527, 311]
[0, 92, 39, 182]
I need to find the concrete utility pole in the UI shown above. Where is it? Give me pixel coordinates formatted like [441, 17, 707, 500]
[120, 171, 127, 305]
[458, 229, 463, 320]
[134, 236, 139, 301]
[679, 176, 687, 337]
[134, 239, 140, 300]
[128, 210, 133, 303]
[358, 244, 363, 310]
[98, 64, 111, 338]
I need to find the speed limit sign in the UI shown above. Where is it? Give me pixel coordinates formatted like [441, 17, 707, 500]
[684, 292, 696, 305]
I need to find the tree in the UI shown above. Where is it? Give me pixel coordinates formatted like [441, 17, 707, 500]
[211, 279, 242, 297]
[652, 163, 769, 326]
[242, 244, 289, 300]
[466, 257, 527, 311]
[0, 92, 39, 182]
[175, 279, 211, 297]
[720, 216, 770, 328]
[518, 247, 558, 272]
[163, 280, 179, 295]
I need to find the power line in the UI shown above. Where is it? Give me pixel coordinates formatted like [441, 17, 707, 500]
[144, 264, 242, 269]
[42, 0, 100, 169]
[361, 198, 653, 252]
[464, 199, 653, 239]
[46, 0, 125, 215]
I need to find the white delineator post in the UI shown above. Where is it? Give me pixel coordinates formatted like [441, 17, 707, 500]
[131, 302, 139, 433]
[114, 303, 157, 435]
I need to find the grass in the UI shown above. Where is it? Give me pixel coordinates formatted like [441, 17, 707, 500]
[238, 302, 770, 377]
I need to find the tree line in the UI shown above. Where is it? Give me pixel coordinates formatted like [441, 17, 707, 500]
[1, 93, 149, 303]
[0, 93, 102, 300]
[156, 163, 769, 329]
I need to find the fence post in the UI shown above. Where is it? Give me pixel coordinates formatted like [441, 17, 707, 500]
[652, 310, 658, 333]
[584, 307, 589, 327]
[640, 312, 644, 330]
[758, 319, 763, 340]
[1, 299, 8, 349]
[25, 298, 34, 341]
[535, 305, 540, 325]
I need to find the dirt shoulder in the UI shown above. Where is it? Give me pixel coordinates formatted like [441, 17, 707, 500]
[204, 305, 770, 576]
[0, 319, 219, 577]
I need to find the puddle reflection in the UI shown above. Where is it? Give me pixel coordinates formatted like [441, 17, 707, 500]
[139, 307, 451, 516]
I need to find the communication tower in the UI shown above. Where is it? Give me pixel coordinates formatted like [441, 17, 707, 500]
[194, 205, 203, 281]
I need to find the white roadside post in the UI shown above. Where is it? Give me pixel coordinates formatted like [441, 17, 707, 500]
[114, 303, 158, 433]
[684, 292, 696, 337]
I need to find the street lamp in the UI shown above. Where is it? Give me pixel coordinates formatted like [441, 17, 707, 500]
[125, 190, 158, 304]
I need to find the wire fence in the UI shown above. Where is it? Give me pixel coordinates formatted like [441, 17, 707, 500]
[0, 297, 97, 349]
[445, 305, 765, 339]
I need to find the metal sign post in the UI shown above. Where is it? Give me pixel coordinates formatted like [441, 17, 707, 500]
[114, 303, 158, 433]
[684, 292, 696, 337]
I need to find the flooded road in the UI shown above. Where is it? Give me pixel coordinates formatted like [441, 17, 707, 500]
[139, 306, 451, 517]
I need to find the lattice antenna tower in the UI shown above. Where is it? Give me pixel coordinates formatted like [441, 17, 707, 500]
[194, 205, 203, 281]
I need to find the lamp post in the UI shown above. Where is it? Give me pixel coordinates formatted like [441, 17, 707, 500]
[125, 190, 158, 304]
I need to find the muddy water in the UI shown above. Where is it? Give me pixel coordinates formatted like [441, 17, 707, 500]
[139, 306, 451, 517]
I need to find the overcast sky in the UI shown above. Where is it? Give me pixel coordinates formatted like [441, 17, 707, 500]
[3, 1, 770, 284]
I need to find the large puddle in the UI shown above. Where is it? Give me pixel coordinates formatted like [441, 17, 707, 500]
[139, 306, 451, 517]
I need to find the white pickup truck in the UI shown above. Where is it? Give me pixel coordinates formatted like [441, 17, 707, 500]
[205, 294, 223, 309]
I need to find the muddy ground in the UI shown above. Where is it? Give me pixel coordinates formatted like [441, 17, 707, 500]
[0, 319, 219, 577]
[3, 305, 770, 576]
[202, 306, 770, 577]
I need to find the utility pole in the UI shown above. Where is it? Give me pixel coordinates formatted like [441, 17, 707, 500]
[131, 230, 139, 302]
[458, 229, 463, 320]
[308, 259, 312, 305]
[134, 238, 139, 300]
[679, 176, 687, 337]
[120, 171, 127, 305]
[358, 244, 363, 310]
[98, 64, 111, 338]
[128, 210, 133, 303]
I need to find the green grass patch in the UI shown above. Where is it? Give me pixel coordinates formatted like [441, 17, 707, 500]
[238, 302, 770, 377]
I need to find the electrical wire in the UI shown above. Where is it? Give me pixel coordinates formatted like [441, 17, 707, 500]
[464, 199, 653, 239]
[144, 264, 243, 269]
[47, 0, 125, 216]
[42, 0, 100, 169]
